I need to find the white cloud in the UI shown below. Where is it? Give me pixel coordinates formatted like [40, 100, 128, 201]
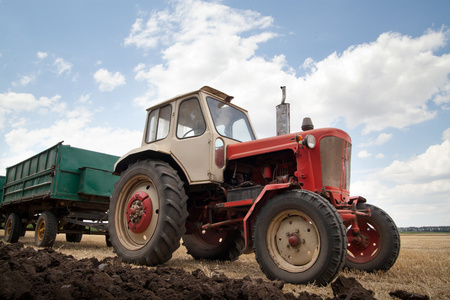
[54, 57, 72, 75]
[357, 150, 372, 158]
[298, 30, 450, 134]
[375, 153, 385, 159]
[94, 68, 126, 92]
[124, 0, 274, 50]
[78, 94, 92, 104]
[377, 128, 450, 184]
[375, 133, 392, 145]
[352, 128, 450, 226]
[12, 75, 36, 87]
[126, 1, 450, 138]
[37, 51, 48, 60]
[0, 92, 64, 129]
[361, 133, 393, 147]
[0, 106, 142, 175]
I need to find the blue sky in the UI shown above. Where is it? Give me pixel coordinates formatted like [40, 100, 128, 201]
[1, 0, 449, 227]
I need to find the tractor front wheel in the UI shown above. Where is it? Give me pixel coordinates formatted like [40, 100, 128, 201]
[345, 203, 400, 271]
[183, 228, 245, 261]
[253, 190, 347, 286]
[109, 160, 188, 266]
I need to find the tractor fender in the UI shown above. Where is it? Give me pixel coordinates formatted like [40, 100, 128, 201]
[113, 147, 189, 184]
[242, 183, 292, 249]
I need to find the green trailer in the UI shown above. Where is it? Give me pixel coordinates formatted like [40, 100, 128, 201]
[0, 142, 119, 247]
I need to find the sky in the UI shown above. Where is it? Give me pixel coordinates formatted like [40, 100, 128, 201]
[1, 0, 449, 227]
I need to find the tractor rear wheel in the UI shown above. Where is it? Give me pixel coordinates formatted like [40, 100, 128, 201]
[4, 213, 21, 243]
[183, 228, 245, 261]
[345, 203, 400, 271]
[109, 160, 188, 266]
[253, 190, 346, 286]
[35, 211, 58, 247]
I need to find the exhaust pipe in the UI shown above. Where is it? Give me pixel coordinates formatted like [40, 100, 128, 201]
[276, 86, 290, 136]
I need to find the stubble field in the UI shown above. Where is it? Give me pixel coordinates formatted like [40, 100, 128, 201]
[1, 231, 449, 299]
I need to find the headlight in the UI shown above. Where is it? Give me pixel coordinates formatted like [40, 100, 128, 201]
[302, 134, 316, 149]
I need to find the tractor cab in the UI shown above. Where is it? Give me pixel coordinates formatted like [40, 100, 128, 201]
[115, 86, 255, 184]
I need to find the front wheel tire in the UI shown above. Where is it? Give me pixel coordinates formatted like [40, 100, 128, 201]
[253, 190, 347, 286]
[345, 203, 400, 271]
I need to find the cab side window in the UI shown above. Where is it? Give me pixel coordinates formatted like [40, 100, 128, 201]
[146, 104, 172, 143]
[177, 98, 206, 139]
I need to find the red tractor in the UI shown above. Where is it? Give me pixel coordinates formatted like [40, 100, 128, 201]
[108, 86, 400, 285]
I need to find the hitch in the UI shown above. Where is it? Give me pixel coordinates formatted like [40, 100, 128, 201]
[338, 202, 371, 236]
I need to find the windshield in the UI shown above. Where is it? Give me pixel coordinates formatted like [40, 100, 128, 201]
[206, 96, 255, 142]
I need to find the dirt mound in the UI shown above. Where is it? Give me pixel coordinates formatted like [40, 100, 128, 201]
[0, 241, 418, 300]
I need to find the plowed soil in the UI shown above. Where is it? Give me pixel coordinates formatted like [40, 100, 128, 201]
[0, 241, 426, 300]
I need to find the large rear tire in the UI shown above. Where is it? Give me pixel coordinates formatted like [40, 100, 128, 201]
[345, 203, 400, 271]
[35, 211, 58, 247]
[183, 228, 245, 261]
[4, 213, 21, 243]
[253, 190, 347, 286]
[109, 160, 188, 266]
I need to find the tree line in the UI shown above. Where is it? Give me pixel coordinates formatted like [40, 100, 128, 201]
[398, 226, 450, 232]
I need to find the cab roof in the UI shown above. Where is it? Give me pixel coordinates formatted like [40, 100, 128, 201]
[146, 86, 234, 111]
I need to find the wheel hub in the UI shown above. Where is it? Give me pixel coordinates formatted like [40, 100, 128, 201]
[274, 215, 319, 267]
[353, 233, 370, 249]
[126, 191, 153, 233]
[288, 233, 301, 246]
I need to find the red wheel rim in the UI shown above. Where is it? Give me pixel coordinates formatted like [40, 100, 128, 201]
[126, 191, 153, 233]
[346, 218, 381, 263]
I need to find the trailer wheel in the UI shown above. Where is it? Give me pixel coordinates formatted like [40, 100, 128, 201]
[66, 233, 83, 243]
[66, 224, 85, 243]
[345, 203, 400, 272]
[35, 211, 58, 247]
[109, 160, 188, 266]
[105, 234, 112, 247]
[4, 213, 21, 243]
[183, 229, 245, 261]
[253, 190, 346, 286]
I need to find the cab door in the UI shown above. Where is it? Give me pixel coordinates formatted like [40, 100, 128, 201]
[170, 97, 213, 183]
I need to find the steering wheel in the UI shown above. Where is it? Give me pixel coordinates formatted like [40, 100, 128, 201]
[182, 129, 196, 138]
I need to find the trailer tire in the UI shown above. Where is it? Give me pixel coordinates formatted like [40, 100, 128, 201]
[66, 233, 83, 243]
[35, 211, 58, 247]
[345, 203, 400, 272]
[253, 190, 347, 286]
[4, 213, 21, 243]
[65, 224, 84, 243]
[20, 223, 27, 237]
[109, 160, 188, 266]
[183, 229, 245, 261]
[105, 234, 112, 247]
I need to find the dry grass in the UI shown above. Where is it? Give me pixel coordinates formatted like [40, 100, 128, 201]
[3, 231, 450, 299]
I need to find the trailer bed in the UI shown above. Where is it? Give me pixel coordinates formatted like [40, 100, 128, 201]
[1, 142, 120, 247]
[1, 142, 119, 209]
